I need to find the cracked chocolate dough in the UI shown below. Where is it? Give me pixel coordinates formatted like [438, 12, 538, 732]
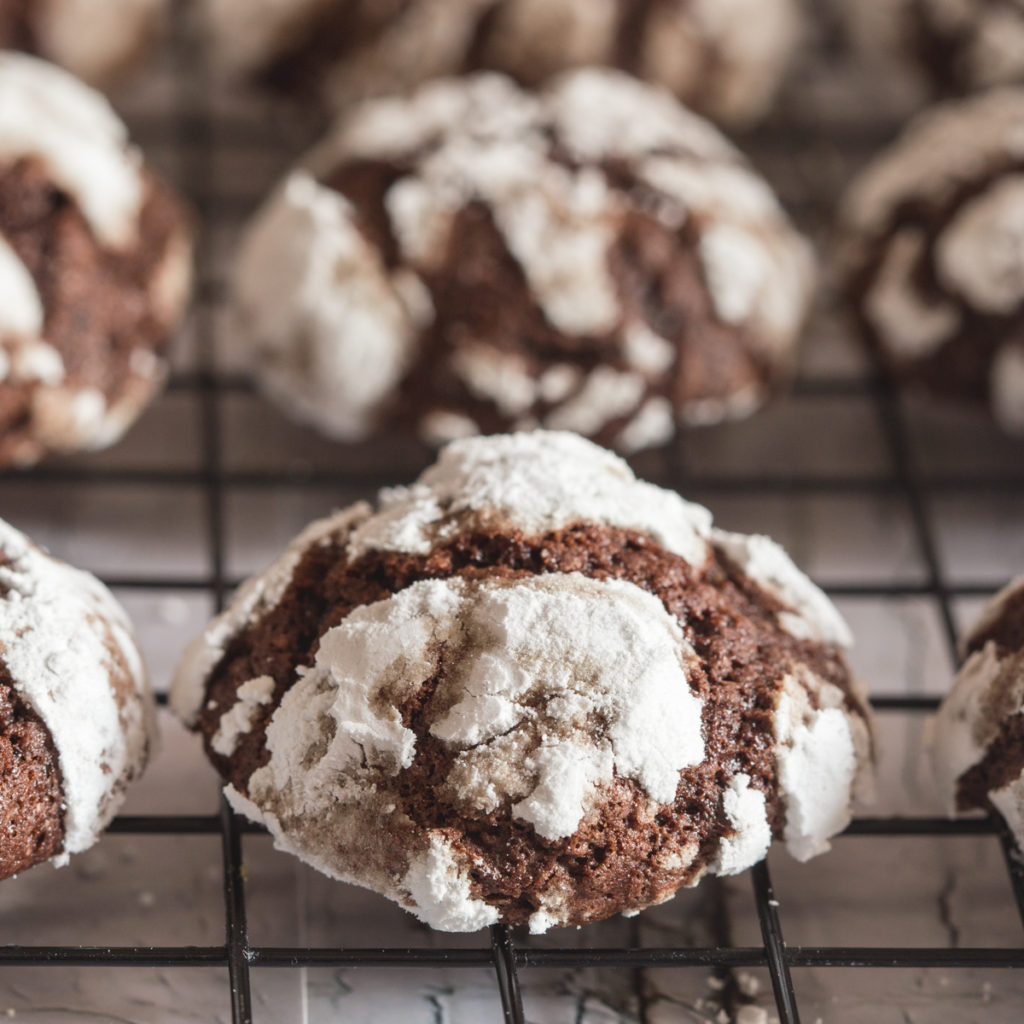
[0, 517, 156, 880]
[0, 0, 165, 86]
[171, 431, 873, 933]
[932, 575, 1024, 848]
[206, 0, 800, 128]
[233, 69, 815, 454]
[838, 88, 1024, 434]
[0, 52, 193, 468]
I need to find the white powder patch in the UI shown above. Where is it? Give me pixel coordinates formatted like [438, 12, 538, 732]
[170, 505, 371, 725]
[700, 222, 773, 324]
[710, 774, 772, 876]
[0, 233, 44, 337]
[615, 396, 676, 454]
[865, 229, 960, 361]
[930, 643, 1019, 813]
[435, 574, 704, 837]
[404, 834, 500, 932]
[623, 322, 676, 375]
[0, 519, 154, 855]
[419, 409, 480, 446]
[537, 364, 581, 404]
[233, 171, 421, 441]
[543, 367, 646, 436]
[345, 431, 714, 566]
[9, 342, 64, 386]
[774, 674, 858, 861]
[451, 345, 538, 417]
[211, 675, 275, 757]
[679, 386, 765, 427]
[992, 343, 1024, 436]
[936, 174, 1024, 313]
[0, 53, 144, 247]
[712, 530, 852, 648]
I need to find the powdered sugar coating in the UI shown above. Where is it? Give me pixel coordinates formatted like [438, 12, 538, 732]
[0, 53, 144, 247]
[712, 530, 853, 648]
[236, 69, 813, 448]
[964, 574, 1024, 655]
[0, 519, 155, 858]
[774, 671, 864, 861]
[171, 504, 371, 726]
[344, 432, 714, 566]
[0, 234, 44, 339]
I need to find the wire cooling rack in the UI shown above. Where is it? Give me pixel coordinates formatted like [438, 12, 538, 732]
[1, 3, 1023, 1022]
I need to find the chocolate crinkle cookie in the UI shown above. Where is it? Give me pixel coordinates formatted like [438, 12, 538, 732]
[207, 0, 800, 128]
[909, 0, 1024, 94]
[171, 431, 873, 933]
[931, 576, 1024, 847]
[0, 517, 156, 880]
[0, 0, 165, 86]
[234, 70, 814, 454]
[0, 53, 192, 468]
[838, 88, 1024, 434]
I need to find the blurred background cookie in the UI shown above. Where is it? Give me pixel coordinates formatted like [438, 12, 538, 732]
[0, 517, 156, 880]
[0, 0, 166, 86]
[205, 0, 801, 127]
[0, 53, 192, 468]
[233, 70, 814, 453]
[837, 88, 1024, 434]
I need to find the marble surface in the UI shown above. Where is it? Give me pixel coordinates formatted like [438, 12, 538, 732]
[0, 4, 1022, 1022]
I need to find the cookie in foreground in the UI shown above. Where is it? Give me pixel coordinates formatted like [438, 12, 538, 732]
[0, 517, 156, 879]
[838, 88, 1024, 435]
[0, 52, 192, 468]
[172, 431, 873, 933]
[931, 575, 1024, 845]
[234, 69, 814, 454]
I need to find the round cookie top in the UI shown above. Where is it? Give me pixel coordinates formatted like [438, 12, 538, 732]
[172, 431, 871, 933]
[838, 88, 1024, 432]
[0, 52, 192, 467]
[0, 0, 166, 86]
[235, 69, 814, 452]
[931, 575, 1024, 844]
[205, 0, 800, 127]
[0, 517, 156, 878]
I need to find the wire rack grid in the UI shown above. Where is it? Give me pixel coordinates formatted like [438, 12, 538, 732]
[0, 4, 1023, 1023]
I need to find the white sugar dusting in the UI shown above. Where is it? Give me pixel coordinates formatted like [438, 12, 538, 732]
[170, 504, 371, 725]
[774, 673, 861, 861]
[345, 431, 714, 565]
[0, 53, 144, 247]
[712, 530, 852, 647]
[0, 519, 155, 857]
[710, 773, 772, 876]
[233, 171, 422, 440]
[211, 675, 275, 757]
[0, 233, 44, 338]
